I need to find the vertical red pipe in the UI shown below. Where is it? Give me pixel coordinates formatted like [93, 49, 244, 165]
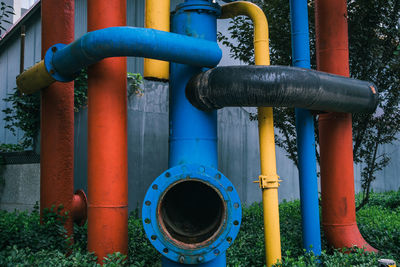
[315, 0, 376, 252]
[87, 0, 128, 261]
[41, 0, 76, 236]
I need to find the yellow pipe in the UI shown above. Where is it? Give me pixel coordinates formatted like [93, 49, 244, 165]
[144, 0, 170, 80]
[221, 2, 281, 266]
[16, 60, 55, 94]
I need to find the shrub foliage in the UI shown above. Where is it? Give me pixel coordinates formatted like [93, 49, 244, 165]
[0, 191, 399, 266]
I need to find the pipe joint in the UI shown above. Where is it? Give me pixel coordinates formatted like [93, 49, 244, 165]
[142, 164, 241, 264]
[254, 174, 281, 189]
[45, 43, 78, 82]
[72, 189, 87, 226]
[174, 1, 221, 17]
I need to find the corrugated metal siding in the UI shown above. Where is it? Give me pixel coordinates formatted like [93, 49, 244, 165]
[74, 0, 87, 39]
[0, 43, 9, 143]
[127, 0, 145, 74]
[0, 10, 41, 146]
[0, 0, 150, 146]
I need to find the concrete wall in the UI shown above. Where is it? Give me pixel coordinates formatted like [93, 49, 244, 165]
[0, 163, 39, 211]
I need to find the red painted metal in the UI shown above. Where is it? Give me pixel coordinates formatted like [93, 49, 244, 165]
[41, 0, 86, 237]
[315, 0, 377, 252]
[87, 0, 128, 261]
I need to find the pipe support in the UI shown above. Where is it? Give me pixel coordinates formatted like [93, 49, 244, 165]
[220, 3, 281, 266]
[254, 175, 282, 189]
[144, 0, 170, 80]
[315, 0, 377, 252]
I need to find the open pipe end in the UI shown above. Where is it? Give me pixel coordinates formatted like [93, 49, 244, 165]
[142, 164, 242, 264]
[16, 60, 55, 94]
[158, 180, 226, 249]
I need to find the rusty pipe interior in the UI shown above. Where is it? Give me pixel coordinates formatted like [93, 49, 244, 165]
[158, 180, 226, 246]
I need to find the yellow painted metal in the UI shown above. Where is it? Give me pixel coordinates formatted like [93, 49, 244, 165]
[16, 60, 56, 95]
[221, 2, 281, 266]
[144, 0, 170, 80]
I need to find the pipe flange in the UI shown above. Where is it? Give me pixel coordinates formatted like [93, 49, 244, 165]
[174, 1, 221, 17]
[142, 164, 241, 264]
[44, 43, 77, 82]
[72, 189, 87, 226]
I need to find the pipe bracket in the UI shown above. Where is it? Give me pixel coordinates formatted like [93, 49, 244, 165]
[254, 174, 282, 189]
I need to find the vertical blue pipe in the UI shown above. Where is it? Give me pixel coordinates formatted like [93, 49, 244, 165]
[166, 1, 225, 266]
[289, 0, 322, 255]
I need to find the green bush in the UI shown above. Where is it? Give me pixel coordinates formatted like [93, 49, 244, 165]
[126, 210, 160, 267]
[0, 191, 399, 266]
[0, 204, 69, 253]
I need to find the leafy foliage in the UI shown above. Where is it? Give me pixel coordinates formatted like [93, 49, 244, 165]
[1, 70, 143, 151]
[127, 210, 160, 266]
[1, 192, 399, 266]
[0, 1, 14, 36]
[218, 0, 400, 209]
[2, 90, 40, 150]
[127, 72, 144, 97]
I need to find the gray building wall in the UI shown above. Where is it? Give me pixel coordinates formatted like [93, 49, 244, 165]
[0, 0, 399, 212]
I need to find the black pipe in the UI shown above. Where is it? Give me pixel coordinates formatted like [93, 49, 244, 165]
[185, 65, 378, 113]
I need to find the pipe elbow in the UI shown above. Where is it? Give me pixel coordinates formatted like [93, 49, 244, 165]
[220, 1, 269, 65]
[323, 222, 378, 253]
[220, 1, 267, 31]
[71, 189, 87, 226]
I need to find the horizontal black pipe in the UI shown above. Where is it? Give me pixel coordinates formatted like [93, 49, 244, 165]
[186, 65, 378, 113]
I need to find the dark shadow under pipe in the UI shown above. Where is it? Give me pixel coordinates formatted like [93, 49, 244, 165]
[186, 65, 378, 113]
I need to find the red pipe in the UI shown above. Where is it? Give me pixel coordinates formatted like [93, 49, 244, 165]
[315, 0, 376, 252]
[87, 0, 128, 261]
[41, 0, 86, 237]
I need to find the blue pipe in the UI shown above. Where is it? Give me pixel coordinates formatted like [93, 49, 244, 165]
[43, 27, 222, 82]
[289, 0, 322, 255]
[167, 1, 225, 266]
[141, 2, 241, 266]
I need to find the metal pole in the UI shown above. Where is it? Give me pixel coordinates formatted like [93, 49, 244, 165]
[315, 0, 376, 252]
[87, 0, 128, 261]
[41, 0, 86, 238]
[289, 0, 321, 255]
[144, 0, 170, 80]
[19, 25, 25, 74]
[167, 1, 223, 266]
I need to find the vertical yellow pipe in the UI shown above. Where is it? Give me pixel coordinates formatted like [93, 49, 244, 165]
[144, 0, 170, 80]
[220, 2, 281, 266]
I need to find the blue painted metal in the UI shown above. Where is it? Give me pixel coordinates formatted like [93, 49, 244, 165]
[142, 164, 241, 264]
[169, 0, 220, 169]
[167, 2, 232, 266]
[162, 254, 226, 267]
[289, 0, 322, 255]
[142, 1, 240, 266]
[43, 27, 222, 82]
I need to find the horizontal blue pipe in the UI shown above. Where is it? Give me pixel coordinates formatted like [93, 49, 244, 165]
[47, 27, 222, 81]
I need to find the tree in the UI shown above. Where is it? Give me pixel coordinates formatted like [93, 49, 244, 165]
[0, 2, 14, 37]
[218, 0, 400, 210]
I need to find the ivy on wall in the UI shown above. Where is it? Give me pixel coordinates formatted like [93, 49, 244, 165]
[1, 69, 143, 152]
